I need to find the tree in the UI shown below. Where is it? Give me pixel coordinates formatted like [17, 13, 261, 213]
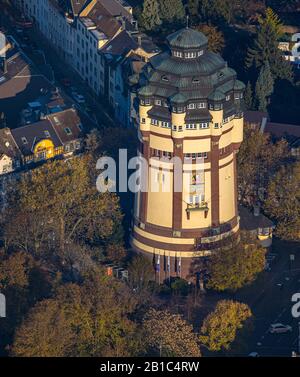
[159, 0, 185, 23]
[3, 156, 123, 257]
[187, 0, 199, 17]
[195, 24, 225, 53]
[255, 62, 274, 111]
[128, 254, 154, 293]
[0, 112, 6, 129]
[205, 240, 266, 292]
[0, 251, 53, 355]
[12, 274, 142, 357]
[264, 162, 300, 241]
[245, 7, 292, 80]
[199, 0, 234, 24]
[238, 125, 289, 206]
[141, 0, 162, 31]
[244, 81, 254, 110]
[143, 308, 201, 357]
[106, 243, 127, 264]
[199, 300, 252, 352]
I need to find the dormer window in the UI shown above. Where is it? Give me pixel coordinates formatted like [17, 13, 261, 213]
[198, 50, 204, 56]
[187, 103, 196, 110]
[64, 127, 72, 136]
[197, 102, 206, 109]
[162, 75, 169, 82]
[155, 99, 162, 106]
[226, 95, 231, 101]
[22, 137, 28, 145]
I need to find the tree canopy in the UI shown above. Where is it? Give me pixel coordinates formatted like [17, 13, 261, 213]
[143, 308, 201, 356]
[205, 240, 266, 292]
[12, 274, 142, 357]
[200, 300, 252, 351]
[264, 162, 300, 241]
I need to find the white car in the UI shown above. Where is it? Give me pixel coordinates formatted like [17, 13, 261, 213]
[269, 323, 292, 334]
[72, 92, 86, 104]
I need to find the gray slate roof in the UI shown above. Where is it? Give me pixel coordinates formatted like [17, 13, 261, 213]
[167, 28, 208, 49]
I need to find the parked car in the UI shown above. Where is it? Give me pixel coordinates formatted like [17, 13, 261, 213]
[269, 323, 292, 334]
[248, 352, 259, 357]
[72, 92, 86, 104]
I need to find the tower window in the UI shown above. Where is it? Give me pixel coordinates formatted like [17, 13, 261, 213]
[186, 124, 197, 130]
[151, 119, 159, 126]
[174, 51, 182, 58]
[200, 122, 209, 129]
[185, 52, 196, 59]
[198, 102, 206, 109]
[187, 103, 196, 109]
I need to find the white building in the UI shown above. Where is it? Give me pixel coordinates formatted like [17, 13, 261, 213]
[16, 0, 159, 126]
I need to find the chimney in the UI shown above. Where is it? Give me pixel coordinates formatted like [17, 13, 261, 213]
[253, 204, 261, 217]
[137, 35, 142, 47]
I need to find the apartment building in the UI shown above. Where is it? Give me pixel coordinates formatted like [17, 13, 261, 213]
[15, 0, 159, 127]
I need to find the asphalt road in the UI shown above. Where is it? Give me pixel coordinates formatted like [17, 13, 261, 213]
[1, 7, 116, 132]
[237, 240, 300, 357]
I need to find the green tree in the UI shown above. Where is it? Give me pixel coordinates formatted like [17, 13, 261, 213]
[245, 7, 292, 80]
[12, 274, 142, 357]
[244, 81, 254, 110]
[143, 308, 201, 356]
[187, 0, 199, 17]
[255, 62, 274, 111]
[141, 0, 162, 31]
[199, 0, 234, 23]
[206, 240, 266, 292]
[264, 162, 300, 241]
[199, 300, 252, 352]
[159, 0, 185, 23]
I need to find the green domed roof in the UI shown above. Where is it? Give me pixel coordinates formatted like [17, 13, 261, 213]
[208, 90, 225, 102]
[167, 28, 208, 49]
[234, 80, 246, 91]
[171, 93, 187, 104]
[138, 85, 154, 96]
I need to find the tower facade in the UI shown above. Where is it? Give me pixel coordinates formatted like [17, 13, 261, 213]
[131, 28, 244, 280]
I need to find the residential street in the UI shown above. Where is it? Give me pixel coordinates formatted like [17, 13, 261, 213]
[235, 240, 300, 356]
[1, 7, 116, 131]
